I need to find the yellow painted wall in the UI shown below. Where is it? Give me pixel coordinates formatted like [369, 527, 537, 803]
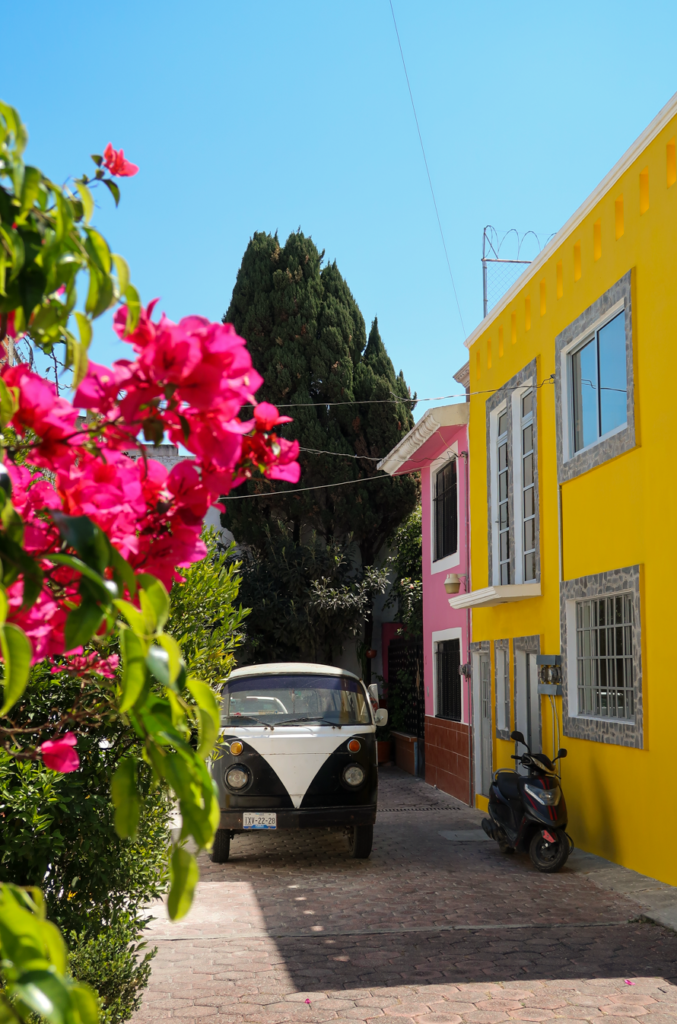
[467, 102, 677, 884]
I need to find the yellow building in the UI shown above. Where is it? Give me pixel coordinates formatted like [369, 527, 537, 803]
[450, 92, 677, 883]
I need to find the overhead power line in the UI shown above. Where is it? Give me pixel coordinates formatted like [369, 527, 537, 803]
[388, 0, 466, 337]
[224, 474, 390, 499]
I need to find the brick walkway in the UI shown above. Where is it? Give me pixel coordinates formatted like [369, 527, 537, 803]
[133, 767, 677, 1023]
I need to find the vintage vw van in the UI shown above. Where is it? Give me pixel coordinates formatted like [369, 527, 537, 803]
[210, 662, 388, 862]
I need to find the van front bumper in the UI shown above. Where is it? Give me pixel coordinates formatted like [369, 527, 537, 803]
[219, 804, 376, 830]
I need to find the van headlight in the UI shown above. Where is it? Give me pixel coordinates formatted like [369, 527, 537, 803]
[524, 783, 561, 806]
[343, 764, 365, 787]
[225, 765, 250, 790]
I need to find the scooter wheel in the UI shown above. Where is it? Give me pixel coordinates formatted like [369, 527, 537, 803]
[529, 827, 570, 873]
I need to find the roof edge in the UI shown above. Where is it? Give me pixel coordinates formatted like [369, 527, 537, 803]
[378, 403, 469, 475]
[464, 89, 677, 349]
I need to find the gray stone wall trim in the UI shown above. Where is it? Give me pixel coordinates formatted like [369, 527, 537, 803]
[555, 270, 635, 483]
[561, 564, 643, 748]
[485, 359, 540, 586]
[494, 639, 511, 740]
[470, 641, 490, 653]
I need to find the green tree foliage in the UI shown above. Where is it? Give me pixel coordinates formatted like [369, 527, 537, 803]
[165, 530, 247, 689]
[223, 231, 418, 560]
[387, 504, 423, 640]
[0, 529, 247, 1022]
[222, 231, 419, 672]
[236, 521, 389, 664]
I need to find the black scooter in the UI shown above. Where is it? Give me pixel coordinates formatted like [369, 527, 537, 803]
[481, 730, 573, 873]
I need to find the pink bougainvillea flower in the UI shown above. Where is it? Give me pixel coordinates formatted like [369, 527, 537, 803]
[103, 143, 139, 177]
[40, 732, 80, 773]
[253, 402, 293, 432]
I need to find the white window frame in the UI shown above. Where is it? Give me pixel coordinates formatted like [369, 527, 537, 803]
[511, 377, 534, 585]
[430, 442, 460, 575]
[432, 627, 465, 722]
[495, 646, 510, 732]
[489, 402, 507, 586]
[564, 593, 635, 723]
[560, 299, 626, 464]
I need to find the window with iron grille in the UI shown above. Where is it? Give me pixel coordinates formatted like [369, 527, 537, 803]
[434, 459, 458, 561]
[576, 594, 634, 719]
[497, 410, 510, 583]
[435, 638, 461, 721]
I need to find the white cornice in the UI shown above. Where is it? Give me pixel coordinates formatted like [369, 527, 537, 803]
[448, 582, 541, 609]
[464, 89, 677, 349]
[378, 403, 469, 476]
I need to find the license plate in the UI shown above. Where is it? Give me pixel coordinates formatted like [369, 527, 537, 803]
[243, 812, 277, 830]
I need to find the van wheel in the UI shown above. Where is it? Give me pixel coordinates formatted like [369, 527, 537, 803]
[210, 829, 231, 864]
[529, 828, 569, 872]
[348, 824, 373, 859]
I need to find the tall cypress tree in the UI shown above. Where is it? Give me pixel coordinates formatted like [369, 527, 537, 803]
[223, 230, 419, 671]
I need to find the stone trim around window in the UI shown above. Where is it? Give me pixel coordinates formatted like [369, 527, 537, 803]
[485, 359, 540, 587]
[494, 639, 511, 741]
[470, 641, 490, 654]
[561, 565, 643, 748]
[555, 270, 635, 483]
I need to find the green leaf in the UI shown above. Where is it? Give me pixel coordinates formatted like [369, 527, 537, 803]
[113, 598, 149, 637]
[146, 645, 170, 687]
[168, 845, 199, 921]
[157, 632, 182, 686]
[50, 512, 108, 574]
[75, 180, 94, 224]
[13, 969, 75, 1024]
[0, 586, 8, 627]
[103, 178, 121, 207]
[119, 628, 148, 713]
[186, 676, 220, 758]
[90, 153, 103, 167]
[109, 545, 137, 597]
[0, 379, 18, 428]
[64, 601, 104, 652]
[48, 553, 116, 602]
[124, 283, 141, 334]
[84, 265, 101, 317]
[84, 228, 111, 274]
[136, 574, 169, 633]
[16, 166, 41, 223]
[111, 756, 140, 839]
[111, 253, 129, 295]
[0, 101, 27, 153]
[70, 983, 100, 1024]
[0, 623, 32, 715]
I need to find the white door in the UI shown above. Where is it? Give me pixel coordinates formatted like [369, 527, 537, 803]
[514, 649, 540, 764]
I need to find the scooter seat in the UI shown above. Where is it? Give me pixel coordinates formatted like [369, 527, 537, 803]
[495, 771, 521, 801]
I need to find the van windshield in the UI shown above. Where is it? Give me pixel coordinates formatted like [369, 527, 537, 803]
[222, 674, 370, 726]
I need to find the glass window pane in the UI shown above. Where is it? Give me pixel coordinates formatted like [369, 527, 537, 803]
[598, 312, 627, 437]
[522, 424, 533, 453]
[524, 519, 535, 551]
[523, 487, 534, 518]
[524, 551, 536, 581]
[500, 563, 510, 585]
[522, 391, 533, 417]
[499, 442, 508, 470]
[499, 473, 508, 501]
[500, 532, 509, 561]
[523, 453, 534, 486]
[500, 502, 509, 528]
[498, 411, 508, 436]
[571, 339, 598, 452]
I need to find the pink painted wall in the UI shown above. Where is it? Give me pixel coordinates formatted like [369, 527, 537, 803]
[395, 420, 471, 724]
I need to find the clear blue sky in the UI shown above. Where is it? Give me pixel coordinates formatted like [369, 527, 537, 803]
[6, 1, 677, 416]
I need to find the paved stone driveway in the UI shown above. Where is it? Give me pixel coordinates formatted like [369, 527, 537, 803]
[134, 767, 677, 1024]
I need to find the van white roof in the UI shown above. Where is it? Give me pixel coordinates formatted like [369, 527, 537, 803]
[228, 662, 362, 683]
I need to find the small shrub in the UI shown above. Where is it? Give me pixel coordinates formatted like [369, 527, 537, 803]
[67, 927, 155, 1024]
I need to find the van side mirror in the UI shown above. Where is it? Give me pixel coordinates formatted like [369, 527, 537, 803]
[511, 730, 525, 744]
[368, 683, 379, 704]
[557, 748, 568, 759]
[374, 708, 388, 727]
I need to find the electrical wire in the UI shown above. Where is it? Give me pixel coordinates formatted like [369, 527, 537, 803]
[388, 0, 466, 338]
[243, 375, 555, 411]
[224, 473, 390, 499]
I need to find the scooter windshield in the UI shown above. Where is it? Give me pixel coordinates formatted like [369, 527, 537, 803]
[221, 674, 371, 727]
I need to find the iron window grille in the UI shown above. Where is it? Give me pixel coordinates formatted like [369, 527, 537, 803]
[576, 594, 634, 719]
[435, 638, 461, 721]
[434, 459, 458, 561]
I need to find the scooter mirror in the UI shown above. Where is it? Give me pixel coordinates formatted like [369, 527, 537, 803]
[557, 748, 568, 759]
[510, 730, 525, 744]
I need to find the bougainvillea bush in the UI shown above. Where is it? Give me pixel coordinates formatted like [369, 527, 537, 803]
[0, 100, 299, 1023]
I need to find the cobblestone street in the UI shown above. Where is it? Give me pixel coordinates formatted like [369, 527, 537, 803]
[133, 767, 677, 1024]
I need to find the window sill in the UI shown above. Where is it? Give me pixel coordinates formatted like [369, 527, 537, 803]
[570, 713, 636, 726]
[448, 582, 541, 609]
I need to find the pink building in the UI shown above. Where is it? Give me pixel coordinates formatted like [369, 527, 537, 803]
[379, 381, 472, 803]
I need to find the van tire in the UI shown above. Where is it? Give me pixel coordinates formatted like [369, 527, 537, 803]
[348, 824, 373, 858]
[210, 829, 231, 864]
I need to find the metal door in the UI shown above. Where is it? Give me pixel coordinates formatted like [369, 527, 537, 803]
[480, 653, 493, 795]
